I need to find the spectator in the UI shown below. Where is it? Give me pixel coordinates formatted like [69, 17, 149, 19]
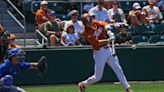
[108, 1, 127, 27]
[64, 10, 84, 37]
[66, 1, 79, 18]
[83, 2, 95, 13]
[103, 1, 113, 10]
[35, 1, 50, 29]
[39, 11, 64, 47]
[89, 0, 109, 22]
[128, 2, 147, 27]
[8, 34, 23, 48]
[67, 2, 79, 11]
[115, 24, 132, 45]
[157, 0, 164, 12]
[60, 23, 81, 46]
[142, 0, 163, 24]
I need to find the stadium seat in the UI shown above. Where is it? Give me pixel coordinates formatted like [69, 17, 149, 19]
[149, 35, 164, 43]
[120, 1, 132, 13]
[132, 35, 149, 45]
[138, 1, 148, 8]
[126, 26, 135, 35]
[135, 25, 154, 36]
[153, 24, 164, 34]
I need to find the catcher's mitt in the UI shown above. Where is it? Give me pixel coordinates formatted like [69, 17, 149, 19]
[37, 56, 48, 75]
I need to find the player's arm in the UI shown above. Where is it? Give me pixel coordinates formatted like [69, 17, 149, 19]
[22, 56, 48, 74]
[82, 31, 109, 47]
[20, 62, 38, 70]
[85, 21, 111, 46]
[29, 62, 39, 69]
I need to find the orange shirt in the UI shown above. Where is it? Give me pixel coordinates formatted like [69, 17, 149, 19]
[82, 20, 108, 50]
[35, 9, 50, 28]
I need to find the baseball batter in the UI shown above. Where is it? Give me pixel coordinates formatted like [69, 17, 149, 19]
[78, 13, 132, 92]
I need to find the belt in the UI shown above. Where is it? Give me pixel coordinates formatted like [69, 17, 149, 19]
[94, 46, 109, 51]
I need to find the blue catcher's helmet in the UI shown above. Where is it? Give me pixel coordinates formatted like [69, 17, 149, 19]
[8, 48, 26, 61]
[1, 75, 13, 86]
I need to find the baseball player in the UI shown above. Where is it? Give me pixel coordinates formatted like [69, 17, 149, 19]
[0, 48, 47, 92]
[78, 13, 132, 92]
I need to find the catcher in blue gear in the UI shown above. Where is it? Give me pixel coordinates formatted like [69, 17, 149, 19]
[0, 48, 48, 92]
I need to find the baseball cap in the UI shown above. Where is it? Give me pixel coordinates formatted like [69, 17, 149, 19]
[40, 1, 48, 6]
[133, 2, 141, 9]
[70, 10, 78, 15]
[67, 23, 74, 29]
[50, 10, 56, 16]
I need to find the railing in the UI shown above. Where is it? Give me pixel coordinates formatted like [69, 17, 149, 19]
[6, 0, 26, 47]
[35, 29, 48, 47]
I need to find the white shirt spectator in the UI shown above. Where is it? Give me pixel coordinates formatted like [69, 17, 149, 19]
[89, 5, 109, 22]
[108, 8, 127, 23]
[142, 5, 163, 20]
[64, 20, 84, 35]
[83, 2, 95, 13]
[61, 31, 79, 45]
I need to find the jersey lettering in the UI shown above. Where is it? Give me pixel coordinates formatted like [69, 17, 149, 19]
[93, 27, 103, 40]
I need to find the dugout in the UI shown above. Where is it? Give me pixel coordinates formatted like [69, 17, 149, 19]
[14, 45, 164, 85]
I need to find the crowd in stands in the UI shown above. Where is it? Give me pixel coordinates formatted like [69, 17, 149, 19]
[33, 0, 164, 47]
[39, 10, 64, 47]
[4, 0, 164, 47]
[0, 24, 22, 48]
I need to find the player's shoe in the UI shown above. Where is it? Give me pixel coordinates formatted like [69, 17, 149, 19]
[78, 82, 85, 92]
[126, 87, 133, 92]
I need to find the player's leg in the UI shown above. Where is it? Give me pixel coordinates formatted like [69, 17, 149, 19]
[10, 86, 25, 92]
[106, 48, 131, 90]
[78, 48, 108, 91]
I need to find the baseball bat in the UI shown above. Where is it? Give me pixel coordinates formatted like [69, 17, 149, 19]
[111, 39, 116, 56]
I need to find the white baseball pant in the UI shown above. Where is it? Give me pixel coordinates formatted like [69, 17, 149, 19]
[82, 46, 130, 89]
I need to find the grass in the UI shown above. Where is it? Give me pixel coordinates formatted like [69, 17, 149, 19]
[23, 82, 164, 92]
